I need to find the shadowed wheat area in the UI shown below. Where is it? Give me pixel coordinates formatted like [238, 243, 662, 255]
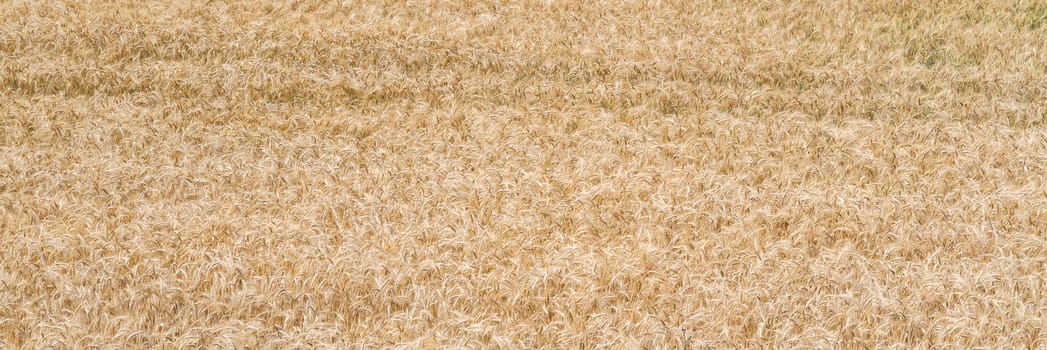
[2, 0, 1047, 348]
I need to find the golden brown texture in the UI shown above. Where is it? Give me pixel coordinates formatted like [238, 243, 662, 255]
[2, 0, 1047, 348]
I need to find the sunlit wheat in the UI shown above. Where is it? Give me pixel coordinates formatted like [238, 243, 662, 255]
[1, 0, 1046, 348]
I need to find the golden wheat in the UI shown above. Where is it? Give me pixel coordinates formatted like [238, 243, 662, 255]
[2, 0, 1047, 348]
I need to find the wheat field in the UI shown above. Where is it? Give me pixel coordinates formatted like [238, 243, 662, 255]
[2, 0, 1046, 348]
